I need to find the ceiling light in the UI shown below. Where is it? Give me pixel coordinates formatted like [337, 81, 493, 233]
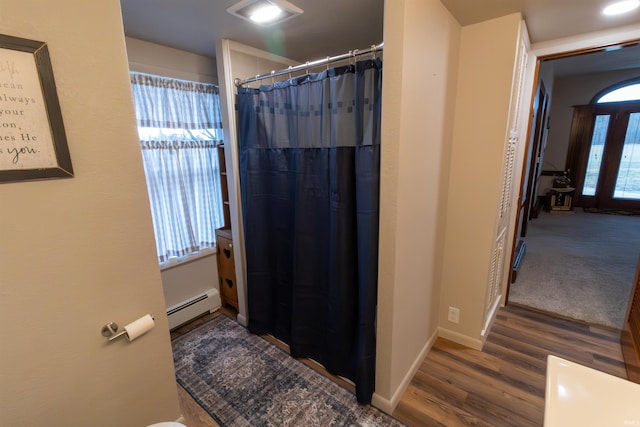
[602, 0, 640, 15]
[227, 0, 303, 26]
[250, 5, 283, 23]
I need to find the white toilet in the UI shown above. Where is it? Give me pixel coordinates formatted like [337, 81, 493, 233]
[148, 423, 186, 427]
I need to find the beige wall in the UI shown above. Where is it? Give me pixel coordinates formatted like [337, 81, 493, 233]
[0, 1, 180, 426]
[126, 36, 218, 84]
[543, 68, 640, 172]
[438, 13, 522, 345]
[375, 0, 460, 411]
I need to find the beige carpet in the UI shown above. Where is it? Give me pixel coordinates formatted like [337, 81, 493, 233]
[509, 209, 640, 329]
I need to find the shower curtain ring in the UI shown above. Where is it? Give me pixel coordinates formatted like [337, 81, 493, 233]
[305, 61, 310, 74]
[326, 56, 330, 71]
[271, 70, 275, 84]
[288, 65, 292, 79]
[371, 45, 376, 59]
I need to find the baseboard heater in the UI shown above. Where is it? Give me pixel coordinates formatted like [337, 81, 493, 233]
[511, 239, 526, 283]
[166, 288, 221, 330]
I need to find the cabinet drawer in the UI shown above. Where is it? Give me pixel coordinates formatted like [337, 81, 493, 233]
[220, 276, 237, 303]
[217, 235, 235, 275]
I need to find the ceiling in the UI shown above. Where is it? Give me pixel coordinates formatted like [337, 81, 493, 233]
[120, 0, 384, 62]
[120, 0, 640, 73]
[440, 0, 640, 42]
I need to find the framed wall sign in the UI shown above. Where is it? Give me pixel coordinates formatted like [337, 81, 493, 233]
[0, 34, 73, 183]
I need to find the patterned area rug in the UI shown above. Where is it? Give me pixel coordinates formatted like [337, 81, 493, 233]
[172, 315, 405, 427]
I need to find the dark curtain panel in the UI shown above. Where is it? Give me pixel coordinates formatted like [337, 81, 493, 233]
[237, 58, 382, 404]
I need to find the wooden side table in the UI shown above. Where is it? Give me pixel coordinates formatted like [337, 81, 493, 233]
[549, 187, 575, 214]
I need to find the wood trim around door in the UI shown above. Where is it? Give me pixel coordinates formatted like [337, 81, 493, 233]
[621, 256, 640, 383]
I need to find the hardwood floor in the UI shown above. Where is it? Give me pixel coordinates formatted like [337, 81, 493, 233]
[176, 383, 219, 427]
[171, 304, 627, 427]
[392, 304, 627, 427]
[170, 307, 234, 427]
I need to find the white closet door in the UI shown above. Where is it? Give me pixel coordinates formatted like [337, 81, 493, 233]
[484, 26, 529, 329]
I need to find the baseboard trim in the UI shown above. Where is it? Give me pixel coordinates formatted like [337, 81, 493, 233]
[438, 327, 483, 350]
[372, 327, 439, 415]
[237, 313, 248, 327]
[482, 299, 502, 339]
[371, 392, 394, 415]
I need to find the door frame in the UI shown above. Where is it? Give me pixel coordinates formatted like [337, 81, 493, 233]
[621, 256, 640, 383]
[507, 71, 550, 286]
[522, 80, 551, 236]
[505, 36, 640, 303]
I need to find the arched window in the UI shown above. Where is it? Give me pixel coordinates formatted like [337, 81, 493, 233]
[594, 79, 640, 103]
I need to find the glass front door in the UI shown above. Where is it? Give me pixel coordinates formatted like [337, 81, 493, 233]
[573, 102, 640, 210]
[613, 112, 640, 200]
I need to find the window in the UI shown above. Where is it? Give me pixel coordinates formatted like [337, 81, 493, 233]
[130, 72, 225, 265]
[596, 82, 640, 103]
[581, 114, 610, 196]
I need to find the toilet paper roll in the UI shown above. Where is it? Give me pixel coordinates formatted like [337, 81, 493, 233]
[124, 314, 155, 341]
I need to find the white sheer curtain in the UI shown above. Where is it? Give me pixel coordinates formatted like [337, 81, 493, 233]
[130, 72, 224, 263]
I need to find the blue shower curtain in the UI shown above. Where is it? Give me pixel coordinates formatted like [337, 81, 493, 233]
[237, 58, 382, 404]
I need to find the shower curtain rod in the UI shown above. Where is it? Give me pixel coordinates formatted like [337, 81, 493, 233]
[234, 42, 383, 87]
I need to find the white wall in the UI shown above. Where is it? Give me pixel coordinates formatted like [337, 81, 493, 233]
[161, 255, 220, 308]
[538, 63, 556, 101]
[0, 1, 180, 426]
[543, 68, 640, 171]
[438, 13, 522, 346]
[374, 0, 460, 412]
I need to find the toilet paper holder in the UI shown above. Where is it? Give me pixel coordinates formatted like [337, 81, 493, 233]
[101, 314, 155, 342]
[101, 321, 126, 341]
[101, 322, 127, 341]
